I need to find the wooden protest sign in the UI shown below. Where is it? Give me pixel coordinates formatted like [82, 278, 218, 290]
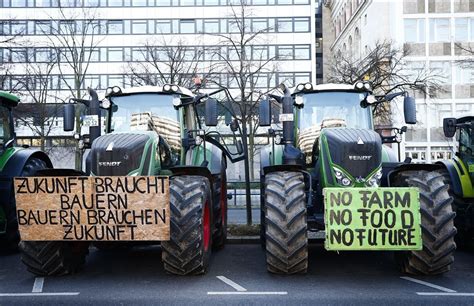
[14, 176, 170, 241]
[324, 187, 422, 251]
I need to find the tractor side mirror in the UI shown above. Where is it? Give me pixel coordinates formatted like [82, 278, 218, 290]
[403, 96, 416, 124]
[236, 140, 243, 154]
[205, 98, 218, 127]
[259, 99, 271, 127]
[63, 104, 75, 132]
[443, 118, 457, 138]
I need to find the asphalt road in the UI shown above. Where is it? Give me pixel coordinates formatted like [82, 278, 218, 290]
[228, 208, 260, 224]
[0, 244, 473, 305]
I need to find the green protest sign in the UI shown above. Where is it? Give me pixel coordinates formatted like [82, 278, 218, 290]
[324, 187, 422, 251]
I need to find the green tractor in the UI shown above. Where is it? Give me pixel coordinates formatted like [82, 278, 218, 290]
[438, 116, 473, 248]
[0, 91, 53, 251]
[18, 85, 243, 275]
[258, 82, 456, 275]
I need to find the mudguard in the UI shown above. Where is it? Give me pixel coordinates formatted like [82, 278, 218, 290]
[0, 149, 53, 211]
[436, 160, 467, 197]
[386, 163, 443, 187]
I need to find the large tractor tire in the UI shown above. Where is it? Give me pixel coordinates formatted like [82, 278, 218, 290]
[0, 158, 47, 251]
[162, 175, 212, 275]
[439, 169, 474, 250]
[212, 158, 227, 250]
[264, 171, 307, 274]
[19, 241, 89, 276]
[394, 170, 456, 275]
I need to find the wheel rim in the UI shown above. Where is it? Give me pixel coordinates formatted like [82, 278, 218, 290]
[203, 200, 211, 252]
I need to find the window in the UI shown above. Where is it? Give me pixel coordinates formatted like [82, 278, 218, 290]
[35, 48, 51, 62]
[84, 75, 100, 89]
[203, 19, 219, 33]
[60, 76, 75, 90]
[107, 20, 124, 34]
[179, 19, 195, 33]
[254, 74, 268, 88]
[35, 21, 51, 34]
[11, 21, 27, 35]
[252, 46, 268, 60]
[11, 0, 26, 6]
[278, 0, 291, 4]
[204, 0, 218, 4]
[132, 20, 147, 34]
[429, 18, 450, 42]
[455, 18, 469, 41]
[108, 75, 124, 87]
[294, 18, 309, 32]
[155, 20, 171, 33]
[181, 0, 194, 4]
[84, 48, 100, 62]
[108, 0, 122, 6]
[108, 48, 124, 61]
[228, 20, 240, 33]
[252, 18, 268, 32]
[131, 48, 147, 61]
[277, 45, 293, 59]
[83, 0, 99, 5]
[85, 20, 101, 35]
[11, 48, 27, 62]
[131, 0, 146, 5]
[252, 0, 266, 4]
[404, 18, 425, 43]
[59, 20, 75, 35]
[294, 45, 310, 59]
[35, 0, 51, 7]
[277, 18, 292, 32]
[155, 0, 170, 5]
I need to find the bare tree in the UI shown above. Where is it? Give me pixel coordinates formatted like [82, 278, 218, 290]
[42, 6, 102, 169]
[327, 40, 444, 127]
[14, 61, 62, 151]
[204, 0, 280, 225]
[124, 38, 208, 88]
[454, 42, 474, 67]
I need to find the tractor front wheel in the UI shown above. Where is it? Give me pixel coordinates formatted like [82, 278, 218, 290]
[264, 171, 307, 274]
[19, 241, 89, 276]
[1, 158, 47, 251]
[394, 170, 456, 275]
[162, 175, 212, 275]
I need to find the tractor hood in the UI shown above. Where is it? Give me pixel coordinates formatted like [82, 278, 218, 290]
[321, 128, 382, 181]
[89, 132, 155, 176]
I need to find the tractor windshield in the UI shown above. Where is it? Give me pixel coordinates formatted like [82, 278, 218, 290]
[109, 93, 181, 149]
[298, 91, 372, 132]
[0, 105, 12, 147]
[458, 124, 473, 163]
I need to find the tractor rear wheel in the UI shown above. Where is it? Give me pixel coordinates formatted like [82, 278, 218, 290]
[439, 169, 474, 250]
[0, 158, 47, 251]
[19, 241, 89, 276]
[162, 175, 212, 275]
[264, 171, 307, 274]
[394, 170, 456, 275]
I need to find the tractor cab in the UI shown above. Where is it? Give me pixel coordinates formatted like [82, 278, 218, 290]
[0, 91, 19, 152]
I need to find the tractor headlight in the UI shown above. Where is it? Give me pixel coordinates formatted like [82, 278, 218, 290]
[195, 135, 203, 146]
[163, 84, 171, 91]
[333, 167, 353, 186]
[355, 81, 364, 90]
[105, 87, 113, 96]
[365, 168, 382, 187]
[363, 82, 372, 91]
[296, 83, 305, 91]
[101, 98, 111, 109]
[304, 83, 313, 90]
[171, 85, 179, 92]
[274, 134, 282, 145]
[112, 86, 122, 94]
[294, 95, 304, 107]
[172, 98, 181, 107]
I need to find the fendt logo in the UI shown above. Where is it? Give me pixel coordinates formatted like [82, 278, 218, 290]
[98, 161, 122, 167]
[349, 155, 372, 161]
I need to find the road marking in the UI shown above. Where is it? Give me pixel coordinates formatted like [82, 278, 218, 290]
[216, 276, 247, 292]
[400, 276, 457, 293]
[416, 292, 474, 297]
[207, 292, 288, 295]
[32, 277, 44, 293]
[0, 293, 80, 297]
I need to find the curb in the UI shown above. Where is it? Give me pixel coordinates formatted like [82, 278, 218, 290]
[226, 236, 260, 244]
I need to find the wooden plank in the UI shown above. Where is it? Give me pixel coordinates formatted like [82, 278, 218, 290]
[14, 176, 170, 241]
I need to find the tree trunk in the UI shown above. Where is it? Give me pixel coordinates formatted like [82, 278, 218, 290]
[248, 119, 255, 181]
[74, 86, 82, 171]
[240, 118, 252, 225]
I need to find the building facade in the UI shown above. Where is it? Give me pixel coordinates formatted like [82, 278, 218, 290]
[1, 0, 317, 170]
[323, 0, 474, 163]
